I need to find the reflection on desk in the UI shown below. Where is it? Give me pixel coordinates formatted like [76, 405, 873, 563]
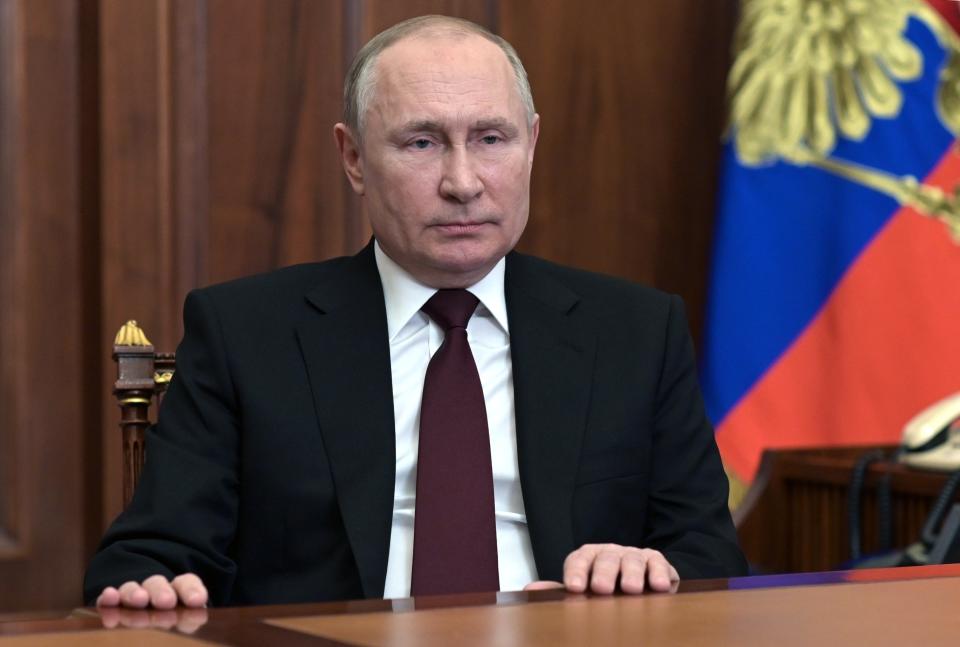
[3, 564, 960, 646]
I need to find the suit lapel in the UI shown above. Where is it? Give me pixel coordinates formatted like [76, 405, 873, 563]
[506, 254, 596, 582]
[296, 244, 395, 598]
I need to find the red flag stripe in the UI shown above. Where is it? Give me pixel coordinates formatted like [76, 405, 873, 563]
[925, 0, 960, 37]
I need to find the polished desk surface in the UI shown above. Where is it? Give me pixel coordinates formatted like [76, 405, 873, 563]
[4, 565, 960, 646]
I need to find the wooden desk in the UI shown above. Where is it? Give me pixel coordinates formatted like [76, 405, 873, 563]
[4, 565, 960, 646]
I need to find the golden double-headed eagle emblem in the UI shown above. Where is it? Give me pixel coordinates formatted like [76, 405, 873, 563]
[727, 0, 960, 241]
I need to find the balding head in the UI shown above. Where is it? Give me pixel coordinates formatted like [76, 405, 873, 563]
[343, 15, 535, 139]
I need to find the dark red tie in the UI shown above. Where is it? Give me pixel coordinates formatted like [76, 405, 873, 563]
[410, 289, 499, 596]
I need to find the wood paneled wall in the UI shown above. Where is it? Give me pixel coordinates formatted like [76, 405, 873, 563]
[0, 0, 89, 611]
[0, 0, 737, 611]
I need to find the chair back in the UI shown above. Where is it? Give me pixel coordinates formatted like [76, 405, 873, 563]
[113, 321, 174, 506]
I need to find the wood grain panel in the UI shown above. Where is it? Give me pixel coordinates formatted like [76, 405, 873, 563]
[357, 0, 493, 36]
[100, 0, 175, 523]
[0, 0, 25, 561]
[167, 0, 210, 323]
[98, 0, 217, 524]
[500, 0, 737, 340]
[0, 0, 23, 560]
[100, 0, 182, 358]
[206, 0, 353, 284]
[0, 0, 87, 611]
[98, 0, 357, 527]
[77, 0, 105, 580]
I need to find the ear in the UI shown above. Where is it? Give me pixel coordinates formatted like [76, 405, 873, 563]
[527, 114, 541, 168]
[334, 123, 365, 195]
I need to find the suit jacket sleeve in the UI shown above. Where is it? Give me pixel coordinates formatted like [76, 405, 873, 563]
[83, 289, 241, 604]
[644, 295, 747, 578]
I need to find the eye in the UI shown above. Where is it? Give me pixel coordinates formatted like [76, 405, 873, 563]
[480, 134, 501, 145]
[410, 138, 433, 150]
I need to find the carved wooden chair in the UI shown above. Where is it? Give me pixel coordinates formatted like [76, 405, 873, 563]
[112, 321, 175, 507]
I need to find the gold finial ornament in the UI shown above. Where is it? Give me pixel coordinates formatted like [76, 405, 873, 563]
[728, 0, 960, 241]
[114, 320, 153, 347]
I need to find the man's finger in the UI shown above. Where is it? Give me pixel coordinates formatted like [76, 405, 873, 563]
[141, 575, 177, 610]
[644, 552, 677, 592]
[647, 555, 670, 591]
[562, 545, 600, 592]
[171, 573, 208, 608]
[96, 587, 121, 608]
[117, 581, 150, 609]
[588, 547, 623, 595]
[619, 551, 648, 594]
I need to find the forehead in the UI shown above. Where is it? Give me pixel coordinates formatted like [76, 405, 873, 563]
[370, 32, 523, 127]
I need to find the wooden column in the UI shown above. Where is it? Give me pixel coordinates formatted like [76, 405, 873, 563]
[0, 0, 88, 611]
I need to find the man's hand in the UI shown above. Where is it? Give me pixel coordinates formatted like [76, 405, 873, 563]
[95, 573, 208, 609]
[525, 544, 680, 594]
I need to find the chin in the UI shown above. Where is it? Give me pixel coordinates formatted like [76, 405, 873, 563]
[425, 252, 502, 286]
[444, 243, 505, 267]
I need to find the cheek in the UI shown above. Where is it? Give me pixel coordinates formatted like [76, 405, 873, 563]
[485, 158, 531, 207]
[378, 159, 439, 210]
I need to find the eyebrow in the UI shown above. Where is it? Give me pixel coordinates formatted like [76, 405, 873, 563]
[393, 117, 520, 137]
[472, 118, 520, 137]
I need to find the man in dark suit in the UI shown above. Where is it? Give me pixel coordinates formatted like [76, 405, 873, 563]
[86, 15, 746, 609]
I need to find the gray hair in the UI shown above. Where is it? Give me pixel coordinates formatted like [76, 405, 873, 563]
[343, 15, 536, 138]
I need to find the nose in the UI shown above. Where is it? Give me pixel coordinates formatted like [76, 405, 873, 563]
[439, 145, 483, 203]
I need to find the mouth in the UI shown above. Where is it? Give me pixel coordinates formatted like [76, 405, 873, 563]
[430, 221, 494, 236]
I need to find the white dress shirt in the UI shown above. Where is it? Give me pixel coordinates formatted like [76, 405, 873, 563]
[375, 242, 538, 598]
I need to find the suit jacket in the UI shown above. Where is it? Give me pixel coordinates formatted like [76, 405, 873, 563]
[84, 243, 746, 605]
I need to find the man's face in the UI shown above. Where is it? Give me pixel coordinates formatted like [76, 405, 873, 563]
[336, 33, 539, 288]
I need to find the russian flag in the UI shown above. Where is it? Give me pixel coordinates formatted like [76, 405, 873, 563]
[703, 0, 960, 483]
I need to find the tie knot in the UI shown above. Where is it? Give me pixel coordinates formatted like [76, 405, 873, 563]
[422, 289, 479, 331]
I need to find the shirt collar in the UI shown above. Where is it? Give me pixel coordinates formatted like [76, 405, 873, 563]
[374, 240, 509, 341]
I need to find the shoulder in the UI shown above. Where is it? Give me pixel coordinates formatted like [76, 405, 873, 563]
[197, 256, 353, 303]
[182, 254, 368, 331]
[506, 251, 678, 319]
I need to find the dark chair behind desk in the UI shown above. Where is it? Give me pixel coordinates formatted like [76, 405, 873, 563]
[734, 446, 958, 574]
[112, 321, 175, 507]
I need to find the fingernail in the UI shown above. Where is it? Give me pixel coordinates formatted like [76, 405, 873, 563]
[569, 577, 583, 588]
